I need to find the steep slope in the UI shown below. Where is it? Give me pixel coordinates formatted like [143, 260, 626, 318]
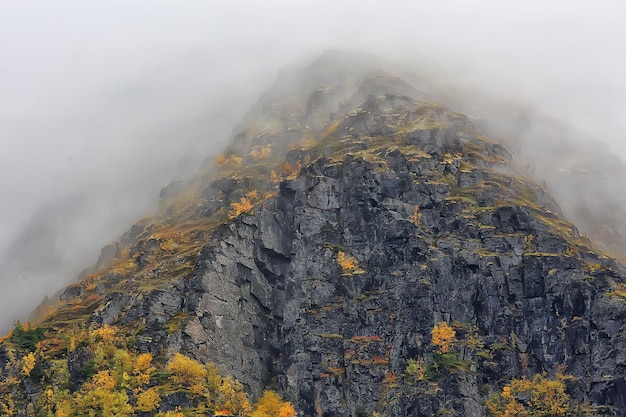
[3, 54, 626, 416]
[411, 75, 626, 264]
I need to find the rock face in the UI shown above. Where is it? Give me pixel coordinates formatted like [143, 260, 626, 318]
[182, 118, 626, 415]
[8, 53, 626, 416]
[197, 67, 626, 415]
[148, 60, 626, 414]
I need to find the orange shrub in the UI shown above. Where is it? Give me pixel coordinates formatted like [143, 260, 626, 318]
[337, 251, 357, 273]
[228, 197, 254, 219]
[432, 322, 456, 353]
[410, 205, 422, 225]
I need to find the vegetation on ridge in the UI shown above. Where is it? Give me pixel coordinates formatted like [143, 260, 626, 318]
[0, 324, 294, 416]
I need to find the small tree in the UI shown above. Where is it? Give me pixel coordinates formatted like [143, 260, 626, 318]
[229, 197, 254, 219]
[166, 353, 207, 386]
[214, 376, 252, 417]
[136, 388, 161, 412]
[432, 322, 456, 353]
[337, 251, 358, 274]
[252, 390, 296, 417]
[21, 352, 36, 377]
[133, 352, 155, 387]
[405, 358, 425, 383]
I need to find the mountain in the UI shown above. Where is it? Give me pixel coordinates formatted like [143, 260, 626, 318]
[2, 52, 626, 416]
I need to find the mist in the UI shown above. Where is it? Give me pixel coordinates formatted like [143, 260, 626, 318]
[1, 0, 625, 332]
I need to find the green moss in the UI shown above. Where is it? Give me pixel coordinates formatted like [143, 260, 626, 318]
[433, 352, 472, 372]
[9, 323, 45, 352]
[490, 343, 510, 351]
[475, 350, 493, 359]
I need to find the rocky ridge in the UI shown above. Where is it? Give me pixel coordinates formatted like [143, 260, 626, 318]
[3, 54, 626, 416]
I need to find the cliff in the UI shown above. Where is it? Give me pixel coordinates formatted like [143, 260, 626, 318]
[2, 53, 626, 416]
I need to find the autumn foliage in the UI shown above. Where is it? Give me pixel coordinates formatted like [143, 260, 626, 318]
[410, 205, 422, 225]
[216, 154, 243, 168]
[405, 357, 426, 382]
[136, 388, 161, 412]
[228, 190, 262, 219]
[431, 321, 456, 353]
[337, 251, 358, 271]
[281, 161, 302, 180]
[229, 197, 255, 219]
[252, 390, 296, 417]
[486, 374, 573, 417]
[21, 352, 36, 377]
[0, 321, 296, 416]
[167, 352, 208, 386]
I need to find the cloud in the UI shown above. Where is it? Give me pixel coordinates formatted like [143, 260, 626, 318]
[0, 0, 625, 331]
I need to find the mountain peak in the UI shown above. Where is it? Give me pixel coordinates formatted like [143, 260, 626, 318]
[3, 56, 626, 416]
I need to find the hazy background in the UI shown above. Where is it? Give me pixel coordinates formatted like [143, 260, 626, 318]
[1, 0, 625, 332]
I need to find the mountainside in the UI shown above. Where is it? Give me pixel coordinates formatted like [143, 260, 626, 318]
[419, 80, 626, 265]
[3, 54, 626, 416]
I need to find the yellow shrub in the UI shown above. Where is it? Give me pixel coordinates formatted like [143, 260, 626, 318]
[90, 324, 117, 344]
[405, 358, 425, 382]
[134, 352, 156, 386]
[89, 370, 117, 390]
[136, 388, 161, 412]
[113, 349, 133, 377]
[432, 322, 456, 353]
[21, 352, 36, 377]
[486, 374, 571, 417]
[337, 251, 357, 269]
[166, 353, 207, 386]
[337, 251, 363, 275]
[252, 390, 296, 417]
[134, 352, 154, 374]
[214, 376, 252, 417]
[229, 197, 255, 219]
[264, 191, 278, 200]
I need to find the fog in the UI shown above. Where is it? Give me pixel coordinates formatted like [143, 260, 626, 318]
[1, 0, 625, 332]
